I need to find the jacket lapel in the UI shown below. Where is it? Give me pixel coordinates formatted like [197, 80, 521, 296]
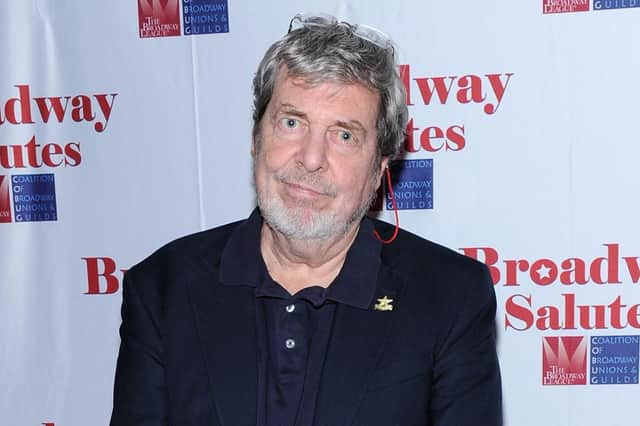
[314, 264, 405, 426]
[186, 261, 259, 426]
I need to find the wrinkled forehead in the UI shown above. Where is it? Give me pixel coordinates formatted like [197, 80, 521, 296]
[269, 66, 380, 115]
[273, 64, 376, 95]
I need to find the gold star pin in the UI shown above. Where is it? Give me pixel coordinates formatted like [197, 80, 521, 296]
[374, 296, 393, 312]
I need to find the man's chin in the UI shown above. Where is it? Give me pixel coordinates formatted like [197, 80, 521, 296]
[262, 207, 339, 241]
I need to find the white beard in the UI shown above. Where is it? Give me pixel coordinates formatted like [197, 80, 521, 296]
[254, 163, 376, 241]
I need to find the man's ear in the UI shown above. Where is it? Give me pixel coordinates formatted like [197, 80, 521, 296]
[251, 132, 259, 157]
[375, 157, 390, 189]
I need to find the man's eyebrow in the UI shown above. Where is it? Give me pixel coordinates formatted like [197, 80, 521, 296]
[274, 103, 307, 119]
[335, 120, 367, 137]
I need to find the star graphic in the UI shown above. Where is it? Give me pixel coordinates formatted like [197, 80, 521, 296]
[536, 264, 552, 279]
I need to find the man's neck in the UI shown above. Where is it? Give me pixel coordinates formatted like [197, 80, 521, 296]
[260, 222, 360, 295]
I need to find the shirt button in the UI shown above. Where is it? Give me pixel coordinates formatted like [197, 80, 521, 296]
[285, 304, 295, 313]
[285, 338, 296, 349]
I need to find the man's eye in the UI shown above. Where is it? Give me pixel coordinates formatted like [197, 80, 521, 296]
[280, 118, 299, 129]
[338, 130, 354, 142]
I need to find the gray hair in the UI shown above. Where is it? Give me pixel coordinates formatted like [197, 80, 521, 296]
[251, 15, 408, 161]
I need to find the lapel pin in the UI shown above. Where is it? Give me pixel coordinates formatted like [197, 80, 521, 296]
[374, 296, 393, 312]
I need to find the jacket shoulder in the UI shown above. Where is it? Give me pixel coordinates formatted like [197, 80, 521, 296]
[371, 217, 488, 280]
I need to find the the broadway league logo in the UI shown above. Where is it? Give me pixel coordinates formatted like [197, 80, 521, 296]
[0, 175, 11, 223]
[138, 0, 181, 38]
[591, 335, 639, 384]
[594, 0, 640, 10]
[387, 159, 433, 210]
[542, 336, 587, 385]
[8, 174, 57, 223]
[543, 0, 590, 14]
[183, 0, 229, 35]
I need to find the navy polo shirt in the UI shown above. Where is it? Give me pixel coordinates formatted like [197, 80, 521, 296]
[218, 209, 381, 425]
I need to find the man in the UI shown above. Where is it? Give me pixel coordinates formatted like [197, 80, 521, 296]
[110, 13, 502, 426]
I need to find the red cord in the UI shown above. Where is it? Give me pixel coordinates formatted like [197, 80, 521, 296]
[374, 166, 399, 244]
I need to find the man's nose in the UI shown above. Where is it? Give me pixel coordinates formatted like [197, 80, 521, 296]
[296, 128, 328, 172]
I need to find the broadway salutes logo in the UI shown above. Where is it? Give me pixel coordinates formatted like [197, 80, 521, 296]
[542, 336, 587, 385]
[543, 0, 590, 13]
[462, 244, 640, 332]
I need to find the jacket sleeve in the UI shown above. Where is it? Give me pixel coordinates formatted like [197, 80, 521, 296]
[110, 269, 169, 426]
[429, 264, 503, 426]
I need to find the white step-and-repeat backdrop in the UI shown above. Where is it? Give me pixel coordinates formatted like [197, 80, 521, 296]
[1, 1, 639, 425]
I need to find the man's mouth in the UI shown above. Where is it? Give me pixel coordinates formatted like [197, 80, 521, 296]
[277, 172, 337, 198]
[283, 181, 329, 198]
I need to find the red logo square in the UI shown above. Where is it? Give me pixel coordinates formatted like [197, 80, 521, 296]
[0, 175, 12, 223]
[138, 0, 181, 38]
[543, 0, 590, 14]
[542, 336, 587, 385]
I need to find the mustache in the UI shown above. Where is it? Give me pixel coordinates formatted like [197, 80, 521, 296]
[275, 168, 338, 197]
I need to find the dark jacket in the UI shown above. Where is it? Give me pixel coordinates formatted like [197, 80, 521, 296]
[110, 215, 502, 426]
